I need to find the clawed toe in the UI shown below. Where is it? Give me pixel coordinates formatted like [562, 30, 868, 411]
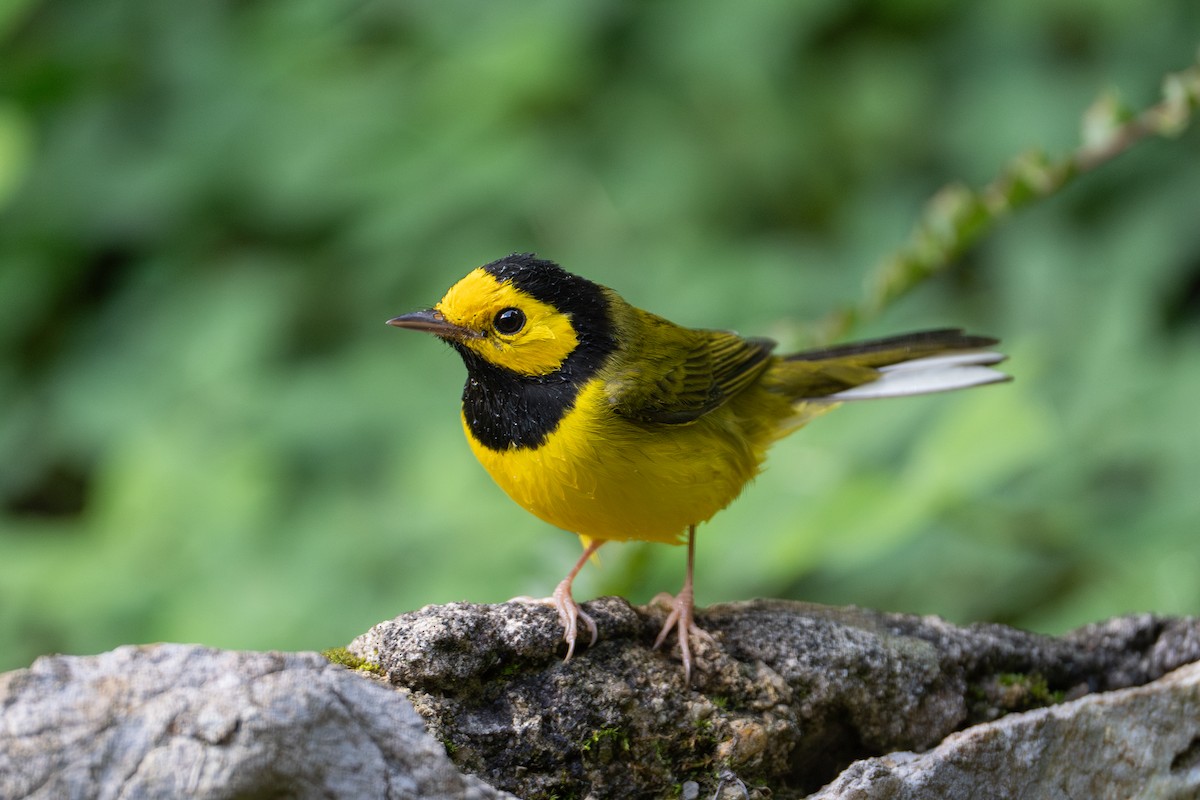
[553, 578, 598, 660]
[508, 589, 596, 661]
[508, 540, 604, 662]
[645, 527, 715, 685]
[651, 589, 712, 686]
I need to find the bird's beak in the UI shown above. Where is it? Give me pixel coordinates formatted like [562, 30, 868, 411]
[386, 309, 480, 340]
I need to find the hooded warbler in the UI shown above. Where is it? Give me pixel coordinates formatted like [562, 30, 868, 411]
[388, 253, 1008, 683]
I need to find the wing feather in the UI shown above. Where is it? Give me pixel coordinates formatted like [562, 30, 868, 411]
[606, 313, 776, 425]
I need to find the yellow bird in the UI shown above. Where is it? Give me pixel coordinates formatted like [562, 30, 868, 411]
[388, 253, 1008, 683]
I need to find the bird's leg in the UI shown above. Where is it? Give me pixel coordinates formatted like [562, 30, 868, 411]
[551, 539, 603, 660]
[510, 538, 603, 661]
[652, 525, 714, 685]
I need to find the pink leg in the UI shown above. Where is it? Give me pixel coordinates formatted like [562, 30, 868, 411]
[652, 525, 713, 685]
[512, 539, 603, 661]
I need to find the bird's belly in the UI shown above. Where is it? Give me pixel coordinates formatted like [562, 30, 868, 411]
[463, 382, 768, 544]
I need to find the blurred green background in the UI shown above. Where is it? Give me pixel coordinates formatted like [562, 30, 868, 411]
[2, 0, 1198, 673]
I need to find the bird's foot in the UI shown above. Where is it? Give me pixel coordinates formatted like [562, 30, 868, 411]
[509, 577, 598, 661]
[651, 590, 714, 686]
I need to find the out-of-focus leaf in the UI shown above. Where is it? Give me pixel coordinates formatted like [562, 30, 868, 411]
[0, 103, 32, 211]
[2, 0, 1198, 671]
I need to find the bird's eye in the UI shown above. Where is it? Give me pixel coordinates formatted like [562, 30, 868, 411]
[493, 307, 526, 335]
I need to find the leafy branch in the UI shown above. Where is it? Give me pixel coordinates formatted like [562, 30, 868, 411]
[818, 52, 1200, 341]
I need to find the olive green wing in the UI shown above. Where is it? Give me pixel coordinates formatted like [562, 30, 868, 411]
[606, 315, 777, 425]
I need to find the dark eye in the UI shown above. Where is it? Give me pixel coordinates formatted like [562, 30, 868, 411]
[493, 307, 526, 335]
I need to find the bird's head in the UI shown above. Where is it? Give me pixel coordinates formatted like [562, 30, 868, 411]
[388, 253, 616, 378]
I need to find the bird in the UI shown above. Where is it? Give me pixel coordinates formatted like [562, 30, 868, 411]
[388, 253, 1009, 684]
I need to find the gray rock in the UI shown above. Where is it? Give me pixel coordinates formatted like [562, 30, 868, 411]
[349, 599, 1200, 799]
[2, 603, 1197, 800]
[0, 643, 515, 800]
[810, 660, 1200, 800]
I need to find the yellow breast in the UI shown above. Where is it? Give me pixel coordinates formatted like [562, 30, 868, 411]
[464, 378, 799, 545]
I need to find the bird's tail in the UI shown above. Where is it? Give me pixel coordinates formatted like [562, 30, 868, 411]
[774, 328, 1010, 402]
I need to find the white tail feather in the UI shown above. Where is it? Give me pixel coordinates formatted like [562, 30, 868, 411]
[824, 352, 1009, 401]
[870, 351, 1007, 372]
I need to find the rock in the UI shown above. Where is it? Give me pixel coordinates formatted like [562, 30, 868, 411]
[810, 660, 1200, 800]
[2, 603, 1197, 799]
[0, 644, 515, 800]
[349, 599, 1200, 799]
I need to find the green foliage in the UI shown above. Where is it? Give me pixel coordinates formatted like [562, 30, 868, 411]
[830, 58, 1200, 338]
[1, 1, 1198, 672]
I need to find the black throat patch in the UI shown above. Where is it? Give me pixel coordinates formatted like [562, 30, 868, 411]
[455, 254, 617, 451]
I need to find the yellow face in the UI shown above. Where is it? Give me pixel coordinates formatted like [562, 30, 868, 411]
[435, 268, 580, 377]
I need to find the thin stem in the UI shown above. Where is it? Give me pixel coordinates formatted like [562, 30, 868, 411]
[812, 55, 1200, 344]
